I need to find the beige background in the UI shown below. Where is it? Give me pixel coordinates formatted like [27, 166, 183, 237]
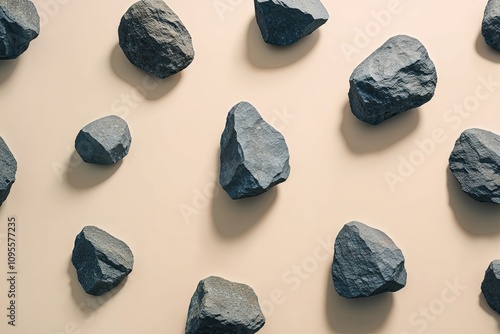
[1, 0, 500, 333]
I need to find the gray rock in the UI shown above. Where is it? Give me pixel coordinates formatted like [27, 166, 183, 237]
[71, 226, 133, 296]
[348, 35, 437, 125]
[185, 276, 265, 334]
[254, 0, 329, 46]
[0, 0, 40, 59]
[219, 101, 290, 200]
[332, 221, 407, 298]
[118, 0, 194, 78]
[75, 115, 131, 165]
[449, 128, 500, 203]
[0, 137, 16, 205]
[481, 260, 500, 314]
[482, 0, 500, 50]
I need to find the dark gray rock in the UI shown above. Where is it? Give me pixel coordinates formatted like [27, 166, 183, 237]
[449, 128, 500, 203]
[481, 260, 500, 314]
[254, 0, 328, 46]
[71, 226, 133, 296]
[118, 0, 194, 78]
[0, 0, 40, 59]
[75, 115, 131, 165]
[348, 35, 437, 125]
[0, 137, 16, 205]
[219, 101, 290, 200]
[332, 221, 407, 298]
[185, 276, 265, 334]
[482, 0, 500, 50]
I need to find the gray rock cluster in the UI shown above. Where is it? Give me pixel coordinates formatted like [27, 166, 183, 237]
[219, 101, 290, 200]
[118, 0, 195, 78]
[0, 137, 16, 205]
[0, 0, 40, 59]
[482, 260, 500, 314]
[348, 35, 437, 125]
[75, 115, 131, 165]
[482, 0, 500, 50]
[332, 221, 407, 298]
[185, 276, 265, 334]
[254, 0, 329, 46]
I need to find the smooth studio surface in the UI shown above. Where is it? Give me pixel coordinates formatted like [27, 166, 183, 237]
[1, 0, 500, 333]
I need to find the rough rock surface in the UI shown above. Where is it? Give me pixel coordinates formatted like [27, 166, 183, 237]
[0, 0, 40, 59]
[482, 0, 500, 50]
[75, 115, 131, 165]
[332, 221, 407, 298]
[449, 128, 500, 203]
[219, 101, 290, 200]
[71, 226, 134, 296]
[185, 276, 265, 334]
[0, 137, 16, 205]
[348, 35, 437, 125]
[481, 260, 500, 314]
[254, 0, 329, 46]
[118, 0, 194, 78]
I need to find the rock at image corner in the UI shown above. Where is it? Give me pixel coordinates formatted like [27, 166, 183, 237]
[75, 115, 131, 165]
[482, 0, 500, 50]
[0, 137, 17, 205]
[348, 35, 437, 125]
[185, 276, 265, 334]
[254, 0, 329, 46]
[332, 221, 407, 298]
[219, 102, 290, 200]
[481, 260, 500, 314]
[0, 0, 40, 59]
[118, 0, 194, 78]
[449, 128, 500, 203]
[71, 226, 134, 296]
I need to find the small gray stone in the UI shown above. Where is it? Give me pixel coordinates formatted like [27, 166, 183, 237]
[0, 137, 16, 205]
[75, 115, 131, 165]
[118, 0, 194, 78]
[0, 0, 40, 59]
[219, 101, 290, 200]
[482, 0, 500, 50]
[185, 276, 265, 334]
[332, 221, 407, 298]
[481, 260, 500, 314]
[348, 35, 437, 125]
[71, 226, 133, 296]
[254, 0, 329, 46]
[449, 128, 500, 203]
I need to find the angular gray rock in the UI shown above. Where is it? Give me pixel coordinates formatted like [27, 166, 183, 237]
[254, 0, 329, 46]
[75, 115, 131, 165]
[118, 0, 194, 78]
[449, 128, 500, 203]
[332, 221, 407, 298]
[71, 226, 134, 296]
[348, 35, 437, 125]
[482, 0, 500, 50]
[185, 276, 265, 334]
[219, 101, 290, 200]
[0, 0, 40, 59]
[481, 260, 500, 314]
[0, 137, 16, 205]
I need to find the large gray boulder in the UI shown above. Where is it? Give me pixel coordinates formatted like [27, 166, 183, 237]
[185, 276, 265, 334]
[332, 221, 407, 298]
[118, 0, 194, 78]
[482, 0, 500, 50]
[0, 137, 16, 205]
[481, 260, 500, 314]
[348, 35, 437, 125]
[219, 102, 290, 200]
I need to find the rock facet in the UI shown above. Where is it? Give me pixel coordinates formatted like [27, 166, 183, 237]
[481, 260, 500, 314]
[0, 137, 16, 205]
[185, 276, 265, 334]
[348, 35, 437, 125]
[482, 0, 500, 50]
[219, 101, 290, 200]
[332, 221, 407, 298]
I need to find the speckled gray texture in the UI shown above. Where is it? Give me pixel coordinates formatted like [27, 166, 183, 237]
[0, 137, 16, 205]
[481, 260, 500, 314]
[0, 0, 39, 59]
[482, 0, 500, 50]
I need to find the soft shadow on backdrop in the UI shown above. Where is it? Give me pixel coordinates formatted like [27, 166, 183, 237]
[0, 59, 18, 84]
[110, 44, 181, 100]
[446, 168, 500, 236]
[340, 102, 420, 154]
[479, 293, 500, 329]
[65, 152, 122, 189]
[475, 31, 500, 63]
[246, 18, 319, 69]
